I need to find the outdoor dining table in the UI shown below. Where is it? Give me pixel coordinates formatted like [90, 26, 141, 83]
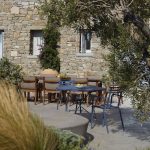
[57, 84, 106, 112]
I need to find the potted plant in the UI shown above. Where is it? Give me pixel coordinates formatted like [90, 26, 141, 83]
[59, 73, 71, 81]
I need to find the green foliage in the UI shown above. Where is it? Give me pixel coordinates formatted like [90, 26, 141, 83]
[107, 25, 140, 89]
[54, 129, 87, 150]
[39, 0, 150, 43]
[39, 26, 60, 72]
[106, 24, 150, 121]
[0, 57, 23, 84]
[39, 0, 61, 72]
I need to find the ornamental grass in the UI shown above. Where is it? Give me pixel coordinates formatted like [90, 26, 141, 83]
[0, 81, 58, 150]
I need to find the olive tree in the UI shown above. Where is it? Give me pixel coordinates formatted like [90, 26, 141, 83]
[40, 0, 150, 121]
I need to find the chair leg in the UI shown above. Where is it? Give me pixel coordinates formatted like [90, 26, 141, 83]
[27, 92, 30, 100]
[34, 91, 37, 105]
[90, 106, 95, 128]
[103, 109, 109, 133]
[39, 90, 43, 103]
[24, 91, 26, 98]
[48, 93, 52, 103]
[75, 100, 78, 114]
[57, 93, 61, 110]
[43, 91, 45, 105]
[118, 108, 125, 131]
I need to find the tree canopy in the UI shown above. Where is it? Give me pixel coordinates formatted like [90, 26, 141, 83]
[40, 0, 150, 121]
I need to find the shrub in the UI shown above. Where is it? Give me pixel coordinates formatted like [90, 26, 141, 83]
[0, 81, 58, 150]
[0, 58, 23, 84]
[55, 129, 87, 150]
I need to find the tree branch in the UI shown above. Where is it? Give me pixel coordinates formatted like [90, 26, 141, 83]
[127, 0, 134, 7]
[124, 9, 150, 40]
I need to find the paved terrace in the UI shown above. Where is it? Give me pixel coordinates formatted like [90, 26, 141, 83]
[28, 98, 150, 150]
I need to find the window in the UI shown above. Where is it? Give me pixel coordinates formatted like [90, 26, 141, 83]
[80, 30, 92, 53]
[0, 30, 4, 59]
[30, 30, 44, 56]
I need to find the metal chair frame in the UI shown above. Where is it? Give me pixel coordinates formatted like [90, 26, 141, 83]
[57, 80, 74, 111]
[90, 89, 125, 133]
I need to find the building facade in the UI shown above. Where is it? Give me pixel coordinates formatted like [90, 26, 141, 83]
[0, 0, 109, 78]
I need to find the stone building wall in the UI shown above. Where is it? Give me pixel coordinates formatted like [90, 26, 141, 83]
[60, 28, 109, 78]
[0, 0, 46, 75]
[0, 0, 109, 77]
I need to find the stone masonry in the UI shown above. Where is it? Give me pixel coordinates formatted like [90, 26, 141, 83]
[60, 28, 109, 78]
[0, 0, 46, 75]
[0, 0, 109, 78]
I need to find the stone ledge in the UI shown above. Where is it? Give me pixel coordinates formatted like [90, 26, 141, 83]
[27, 55, 38, 59]
[76, 53, 94, 57]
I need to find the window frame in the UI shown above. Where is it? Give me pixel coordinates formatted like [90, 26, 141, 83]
[79, 29, 92, 54]
[30, 30, 44, 56]
[0, 30, 4, 59]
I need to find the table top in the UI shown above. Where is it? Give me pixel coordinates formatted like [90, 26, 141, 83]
[57, 85, 106, 92]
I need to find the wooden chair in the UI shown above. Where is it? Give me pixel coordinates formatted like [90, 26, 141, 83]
[87, 76, 101, 87]
[43, 77, 60, 104]
[87, 76, 102, 104]
[20, 76, 38, 104]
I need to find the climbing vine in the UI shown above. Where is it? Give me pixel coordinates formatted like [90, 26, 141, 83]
[39, 0, 63, 72]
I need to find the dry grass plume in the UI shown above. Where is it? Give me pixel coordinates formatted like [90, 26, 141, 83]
[0, 80, 58, 150]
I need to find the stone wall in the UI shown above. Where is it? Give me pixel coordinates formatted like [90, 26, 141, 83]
[0, 0, 109, 77]
[60, 28, 109, 78]
[0, 0, 46, 75]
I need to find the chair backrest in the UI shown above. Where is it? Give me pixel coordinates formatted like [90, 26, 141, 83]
[44, 77, 60, 83]
[104, 88, 121, 108]
[109, 85, 120, 91]
[20, 76, 38, 90]
[43, 77, 60, 90]
[87, 76, 101, 87]
[73, 78, 88, 85]
[40, 74, 57, 77]
[23, 76, 37, 82]
[67, 74, 77, 80]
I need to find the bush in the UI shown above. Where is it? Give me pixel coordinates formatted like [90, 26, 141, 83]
[55, 129, 87, 150]
[0, 57, 23, 84]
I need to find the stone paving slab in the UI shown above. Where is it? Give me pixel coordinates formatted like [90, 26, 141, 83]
[28, 102, 89, 137]
[28, 98, 150, 150]
[87, 98, 150, 150]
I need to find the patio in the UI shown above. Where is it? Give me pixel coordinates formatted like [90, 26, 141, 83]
[28, 97, 150, 150]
